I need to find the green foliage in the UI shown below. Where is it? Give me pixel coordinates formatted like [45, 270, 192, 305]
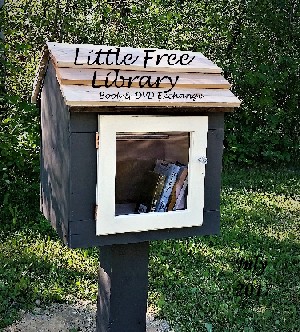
[1, 1, 299, 188]
[0, 2, 299, 329]
[0, 94, 39, 232]
[221, 0, 300, 165]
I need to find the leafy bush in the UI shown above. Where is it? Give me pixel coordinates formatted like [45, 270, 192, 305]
[0, 94, 39, 232]
[1, 1, 299, 180]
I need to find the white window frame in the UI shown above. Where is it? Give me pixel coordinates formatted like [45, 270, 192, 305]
[96, 115, 208, 235]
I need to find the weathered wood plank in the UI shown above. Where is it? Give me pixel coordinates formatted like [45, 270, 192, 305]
[48, 42, 222, 73]
[40, 62, 70, 245]
[56, 67, 231, 89]
[31, 45, 49, 103]
[60, 85, 241, 107]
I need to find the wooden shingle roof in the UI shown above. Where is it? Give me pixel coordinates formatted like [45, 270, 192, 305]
[32, 42, 241, 109]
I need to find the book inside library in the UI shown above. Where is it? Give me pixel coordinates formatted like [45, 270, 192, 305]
[115, 131, 190, 216]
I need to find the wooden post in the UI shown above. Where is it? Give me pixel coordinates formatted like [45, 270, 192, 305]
[97, 242, 150, 332]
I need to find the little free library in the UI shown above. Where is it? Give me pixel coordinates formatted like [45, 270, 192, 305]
[32, 42, 240, 332]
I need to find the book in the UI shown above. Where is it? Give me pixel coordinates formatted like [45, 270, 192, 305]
[150, 173, 167, 212]
[136, 171, 164, 213]
[153, 160, 181, 212]
[136, 160, 188, 214]
[174, 176, 188, 210]
[167, 184, 177, 211]
[168, 166, 188, 211]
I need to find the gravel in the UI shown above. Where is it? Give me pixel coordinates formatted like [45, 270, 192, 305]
[3, 301, 171, 332]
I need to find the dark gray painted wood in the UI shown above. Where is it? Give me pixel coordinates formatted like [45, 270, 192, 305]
[41, 73, 224, 247]
[69, 210, 219, 248]
[97, 242, 149, 332]
[70, 133, 97, 220]
[70, 106, 234, 114]
[204, 128, 224, 211]
[40, 62, 70, 245]
[208, 112, 224, 129]
[68, 128, 225, 222]
[70, 112, 98, 133]
[67, 113, 224, 247]
[70, 111, 224, 133]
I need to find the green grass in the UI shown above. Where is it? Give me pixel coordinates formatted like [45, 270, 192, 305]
[149, 167, 300, 331]
[0, 218, 99, 328]
[0, 167, 299, 331]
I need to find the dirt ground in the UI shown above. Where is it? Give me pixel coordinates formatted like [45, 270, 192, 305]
[3, 301, 171, 332]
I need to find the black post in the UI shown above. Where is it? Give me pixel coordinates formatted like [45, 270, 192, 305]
[97, 242, 150, 332]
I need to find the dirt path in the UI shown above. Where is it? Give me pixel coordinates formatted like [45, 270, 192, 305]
[3, 301, 171, 332]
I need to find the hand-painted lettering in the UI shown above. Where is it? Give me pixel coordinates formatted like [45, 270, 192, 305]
[92, 69, 180, 92]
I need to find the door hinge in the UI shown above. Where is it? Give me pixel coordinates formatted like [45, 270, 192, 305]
[95, 205, 98, 220]
[96, 132, 99, 149]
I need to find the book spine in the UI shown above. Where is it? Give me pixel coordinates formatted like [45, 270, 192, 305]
[168, 166, 188, 211]
[174, 177, 188, 210]
[150, 174, 166, 212]
[167, 184, 177, 211]
[155, 163, 181, 212]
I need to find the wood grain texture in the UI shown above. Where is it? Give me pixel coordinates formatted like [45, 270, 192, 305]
[31, 45, 49, 103]
[60, 85, 241, 108]
[33, 43, 241, 111]
[69, 111, 224, 132]
[40, 62, 70, 245]
[47, 42, 222, 73]
[39, 56, 227, 247]
[69, 106, 235, 114]
[56, 67, 231, 89]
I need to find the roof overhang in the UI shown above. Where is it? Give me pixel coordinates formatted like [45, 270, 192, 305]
[32, 42, 241, 110]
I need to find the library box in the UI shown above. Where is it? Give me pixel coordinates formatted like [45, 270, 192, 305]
[32, 42, 240, 248]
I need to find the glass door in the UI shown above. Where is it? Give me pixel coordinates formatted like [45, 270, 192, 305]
[96, 115, 208, 235]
